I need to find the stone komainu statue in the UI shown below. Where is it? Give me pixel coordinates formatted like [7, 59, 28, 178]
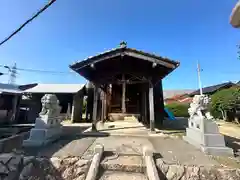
[39, 94, 61, 118]
[188, 95, 213, 120]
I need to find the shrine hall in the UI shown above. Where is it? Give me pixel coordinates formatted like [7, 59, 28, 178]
[70, 42, 179, 132]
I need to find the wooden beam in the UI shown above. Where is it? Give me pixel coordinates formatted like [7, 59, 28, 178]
[124, 51, 176, 69]
[96, 80, 149, 85]
[73, 52, 122, 71]
[91, 71, 152, 83]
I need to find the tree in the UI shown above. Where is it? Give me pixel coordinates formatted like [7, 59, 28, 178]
[211, 87, 240, 120]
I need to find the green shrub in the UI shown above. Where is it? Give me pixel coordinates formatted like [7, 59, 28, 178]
[165, 103, 189, 117]
[210, 87, 240, 120]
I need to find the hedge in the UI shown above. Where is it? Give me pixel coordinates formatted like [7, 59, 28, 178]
[165, 103, 189, 117]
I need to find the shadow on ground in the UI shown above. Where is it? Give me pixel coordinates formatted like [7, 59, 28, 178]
[224, 135, 240, 156]
[156, 117, 188, 130]
[22, 124, 109, 158]
[98, 125, 145, 132]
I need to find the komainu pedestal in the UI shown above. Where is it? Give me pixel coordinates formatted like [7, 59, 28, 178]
[23, 94, 62, 147]
[183, 95, 233, 156]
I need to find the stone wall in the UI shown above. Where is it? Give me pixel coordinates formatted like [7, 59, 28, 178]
[0, 132, 29, 153]
[0, 152, 239, 180]
[0, 153, 89, 180]
[156, 159, 240, 180]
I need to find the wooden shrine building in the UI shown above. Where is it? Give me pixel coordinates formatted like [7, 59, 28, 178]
[70, 42, 179, 132]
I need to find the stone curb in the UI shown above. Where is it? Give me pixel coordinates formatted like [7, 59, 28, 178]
[143, 146, 160, 180]
[85, 144, 104, 180]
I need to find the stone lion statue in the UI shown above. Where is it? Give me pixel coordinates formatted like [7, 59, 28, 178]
[188, 95, 213, 120]
[39, 94, 61, 118]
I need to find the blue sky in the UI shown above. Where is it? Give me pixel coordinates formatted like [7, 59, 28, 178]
[0, 0, 239, 89]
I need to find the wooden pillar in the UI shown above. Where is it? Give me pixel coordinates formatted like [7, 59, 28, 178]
[103, 90, 107, 120]
[149, 81, 155, 132]
[92, 84, 98, 131]
[71, 95, 76, 122]
[154, 80, 164, 126]
[66, 103, 71, 119]
[79, 95, 83, 121]
[86, 85, 94, 122]
[10, 95, 18, 123]
[122, 74, 126, 113]
[141, 89, 147, 124]
[71, 93, 83, 123]
[100, 90, 105, 122]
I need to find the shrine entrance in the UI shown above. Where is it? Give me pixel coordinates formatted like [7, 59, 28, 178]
[70, 42, 179, 132]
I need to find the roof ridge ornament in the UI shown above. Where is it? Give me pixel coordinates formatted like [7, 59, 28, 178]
[119, 41, 127, 48]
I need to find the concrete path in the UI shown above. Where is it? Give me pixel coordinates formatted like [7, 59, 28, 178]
[82, 136, 153, 160]
[150, 136, 218, 166]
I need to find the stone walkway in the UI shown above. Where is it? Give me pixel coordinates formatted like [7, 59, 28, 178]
[99, 171, 147, 180]
[23, 121, 239, 167]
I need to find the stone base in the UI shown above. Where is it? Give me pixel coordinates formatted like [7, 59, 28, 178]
[23, 127, 62, 147]
[183, 128, 233, 156]
[108, 113, 140, 121]
[201, 146, 234, 156]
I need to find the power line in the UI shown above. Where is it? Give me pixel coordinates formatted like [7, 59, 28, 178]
[0, 0, 57, 47]
[17, 67, 75, 74]
[0, 64, 75, 75]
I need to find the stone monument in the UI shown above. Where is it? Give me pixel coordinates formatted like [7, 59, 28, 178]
[23, 94, 62, 147]
[183, 95, 233, 156]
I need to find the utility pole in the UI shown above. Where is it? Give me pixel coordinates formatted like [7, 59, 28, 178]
[10, 63, 17, 84]
[197, 61, 203, 95]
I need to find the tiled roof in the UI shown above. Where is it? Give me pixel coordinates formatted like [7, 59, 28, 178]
[23, 84, 85, 94]
[163, 89, 194, 99]
[189, 82, 235, 96]
[0, 83, 22, 94]
[70, 44, 180, 69]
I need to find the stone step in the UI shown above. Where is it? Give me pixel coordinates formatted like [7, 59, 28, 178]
[101, 154, 146, 173]
[98, 170, 148, 180]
